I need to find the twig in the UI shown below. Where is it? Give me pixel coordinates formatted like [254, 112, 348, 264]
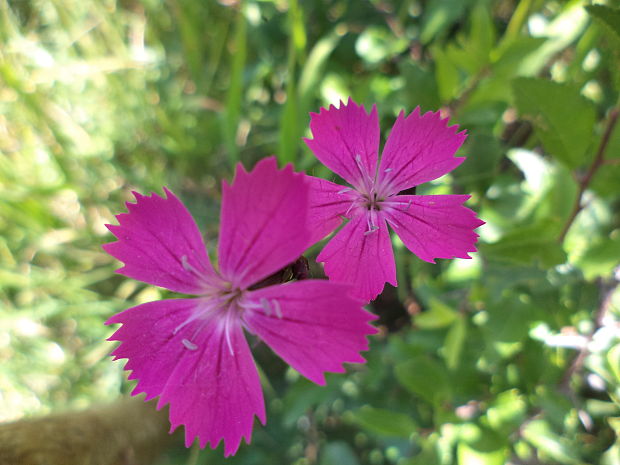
[304, 409, 319, 464]
[558, 107, 619, 243]
[559, 277, 619, 393]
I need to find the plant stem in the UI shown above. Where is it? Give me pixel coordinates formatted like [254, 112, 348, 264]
[559, 278, 619, 393]
[558, 106, 619, 243]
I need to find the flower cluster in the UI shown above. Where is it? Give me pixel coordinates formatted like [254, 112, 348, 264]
[104, 99, 483, 456]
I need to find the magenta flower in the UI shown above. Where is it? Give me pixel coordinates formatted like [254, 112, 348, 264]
[103, 157, 376, 456]
[305, 99, 484, 301]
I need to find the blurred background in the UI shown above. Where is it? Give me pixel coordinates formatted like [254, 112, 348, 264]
[1, 0, 619, 463]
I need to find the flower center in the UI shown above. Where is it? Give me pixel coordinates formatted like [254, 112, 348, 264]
[173, 287, 243, 354]
[174, 284, 282, 356]
[363, 191, 382, 211]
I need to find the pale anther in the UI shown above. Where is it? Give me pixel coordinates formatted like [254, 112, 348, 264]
[385, 216, 398, 229]
[182, 338, 198, 351]
[260, 297, 272, 316]
[272, 299, 282, 319]
[181, 254, 204, 280]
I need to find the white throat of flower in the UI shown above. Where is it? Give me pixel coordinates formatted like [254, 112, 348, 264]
[172, 273, 282, 356]
[337, 155, 417, 235]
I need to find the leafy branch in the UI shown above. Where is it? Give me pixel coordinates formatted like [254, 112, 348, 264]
[558, 106, 620, 243]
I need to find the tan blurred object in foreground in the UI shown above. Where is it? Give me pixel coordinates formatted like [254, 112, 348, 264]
[0, 396, 173, 465]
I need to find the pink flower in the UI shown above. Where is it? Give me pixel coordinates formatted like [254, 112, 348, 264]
[103, 157, 376, 456]
[305, 99, 484, 301]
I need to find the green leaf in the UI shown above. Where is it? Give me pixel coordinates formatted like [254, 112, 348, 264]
[320, 441, 360, 465]
[602, 443, 620, 465]
[480, 219, 567, 268]
[432, 45, 461, 103]
[395, 356, 451, 405]
[355, 26, 408, 64]
[452, 132, 502, 192]
[491, 36, 548, 77]
[512, 78, 596, 169]
[486, 389, 527, 433]
[457, 424, 508, 465]
[576, 235, 620, 280]
[298, 29, 342, 107]
[415, 298, 458, 329]
[399, 62, 441, 112]
[223, 5, 247, 165]
[443, 2, 495, 76]
[484, 298, 535, 358]
[401, 434, 441, 465]
[522, 420, 584, 464]
[278, 0, 305, 164]
[348, 406, 416, 438]
[443, 316, 467, 370]
[586, 5, 620, 42]
[420, 0, 468, 44]
[277, 86, 299, 164]
[457, 441, 507, 465]
[608, 344, 620, 384]
[518, 3, 589, 76]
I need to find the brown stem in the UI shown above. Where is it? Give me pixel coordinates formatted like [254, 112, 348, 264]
[304, 410, 319, 465]
[558, 107, 619, 243]
[559, 278, 618, 393]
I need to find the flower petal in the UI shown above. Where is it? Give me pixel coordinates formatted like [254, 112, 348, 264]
[377, 109, 467, 194]
[383, 195, 484, 263]
[107, 299, 265, 457]
[243, 280, 377, 385]
[317, 214, 397, 301]
[218, 157, 311, 289]
[306, 175, 352, 244]
[103, 188, 219, 294]
[305, 98, 379, 190]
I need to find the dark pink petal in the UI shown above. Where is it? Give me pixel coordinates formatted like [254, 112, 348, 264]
[218, 157, 311, 289]
[107, 299, 265, 456]
[242, 280, 377, 385]
[383, 195, 484, 263]
[103, 188, 219, 295]
[305, 98, 379, 190]
[317, 214, 397, 302]
[376, 109, 467, 194]
[306, 175, 352, 244]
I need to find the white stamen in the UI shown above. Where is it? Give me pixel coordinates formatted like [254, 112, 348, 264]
[364, 226, 379, 235]
[174, 312, 200, 335]
[272, 299, 282, 319]
[172, 295, 228, 335]
[354, 153, 378, 193]
[385, 216, 398, 229]
[345, 201, 356, 217]
[181, 255, 200, 274]
[384, 168, 392, 172]
[338, 187, 352, 194]
[182, 338, 198, 350]
[225, 329, 234, 356]
[404, 199, 412, 211]
[260, 298, 272, 316]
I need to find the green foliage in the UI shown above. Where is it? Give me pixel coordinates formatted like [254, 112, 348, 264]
[512, 78, 596, 168]
[1, 0, 619, 464]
